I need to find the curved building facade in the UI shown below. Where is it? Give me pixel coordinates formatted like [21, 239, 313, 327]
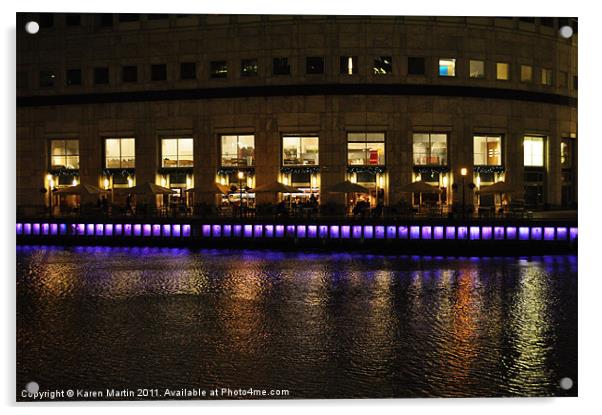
[16, 13, 578, 216]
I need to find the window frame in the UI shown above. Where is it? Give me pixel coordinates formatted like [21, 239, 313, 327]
[412, 132, 449, 166]
[520, 64, 533, 83]
[339, 56, 358, 75]
[306, 57, 325, 75]
[219, 134, 256, 168]
[469, 59, 485, 79]
[49, 139, 80, 171]
[407, 57, 426, 75]
[496, 62, 510, 81]
[438, 58, 456, 77]
[104, 138, 136, 169]
[210, 61, 228, 79]
[373, 56, 393, 75]
[281, 135, 320, 167]
[346, 132, 386, 166]
[240, 59, 259, 77]
[160, 138, 194, 168]
[523, 135, 546, 167]
[473, 134, 503, 167]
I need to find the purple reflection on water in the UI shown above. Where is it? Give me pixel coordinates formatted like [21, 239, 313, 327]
[182, 224, 191, 237]
[445, 226, 455, 239]
[375, 226, 385, 239]
[223, 224, 232, 237]
[319, 225, 328, 238]
[77, 223, 85, 236]
[16, 223, 23, 235]
[494, 226, 504, 240]
[519, 227, 529, 241]
[307, 225, 317, 238]
[212, 225, 222, 238]
[421, 226, 432, 240]
[114, 224, 123, 236]
[481, 226, 492, 240]
[162, 224, 171, 237]
[49, 223, 58, 235]
[398, 226, 408, 239]
[143, 224, 152, 237]
[556, 227, 567, 240]
[506, 227, 517, 240]
[275, 225, 285, 238]
[202, 224, 211, 237]
[286, 225, 296, 238]
[364, 226, 374, 239]
[457, 227, 468, 240]
[264, 225, 274, 238]
[341, 226, 350, 239]
[96, 224, 104, 236]
[352, 226, 362, 239]
[254, 225, 263, 238]
[544, 227, 555, 241]
[59, 223, 67, 235]
[86, 224, 95, 236]
[433, 226, 444, 240]
[330, 225, 340, 239]
[172, 224, 181, 237]
[570, 227, 578, 241]
[470, 226, 480, 240]
[233, 224, 242, 237]
[410, 226, 420, 240]
[297, 225, 306, 238]
[386, 226, 396, 239]
[531, 227, 542, 240]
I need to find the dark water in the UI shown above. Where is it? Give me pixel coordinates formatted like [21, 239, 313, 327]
[16, 246, 578, 399]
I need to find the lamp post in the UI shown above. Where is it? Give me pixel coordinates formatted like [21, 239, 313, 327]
[460, 168, 467, 220]
[238, 170, 244, 218]
[46, 174, 54, 218]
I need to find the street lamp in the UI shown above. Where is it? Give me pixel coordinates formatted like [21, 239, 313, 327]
[460, 168, 467, 220]
[238, 170, 245, 218]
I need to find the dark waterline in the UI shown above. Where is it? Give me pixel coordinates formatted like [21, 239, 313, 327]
[16, 246, 578, 399]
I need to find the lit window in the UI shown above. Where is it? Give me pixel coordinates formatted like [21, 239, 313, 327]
[340, 56, 357, 75]
[473, 135, 502, 166]
[241, 59, 258, 77]
[561, 139, 572, 168]
[469, 60, 485, 78]
[413, 133, 448, 165]
[282, 136, 319, 166]
[347, 133, 385, 165]
[161, 138, 193, 168]
[438, 58, 456, 77]
[524, 136, 545, 167]
[520, 65, 532, 82]
[105, 138, 135, 169]
[496, 62, 509, 80]
[210, 61, 228, 79]
[50, 140, 79, 170]
[373, 56, 392, 75]
[541, 68, 553, 86]
[220, 135, 255, 167]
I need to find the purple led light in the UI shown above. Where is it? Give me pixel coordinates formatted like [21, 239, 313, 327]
[254, 225, 263, 238]
[182, 224, 191, 237]
[421, 226, 432, 240]
[319, 225, 328, 238]
[506, 227, 517, 240]
[23, 223, 32, 235]
[114, 224, 123, 236]
[341, 225, 351, 239]
[59, 223, 67, 235]
[142, 224, 152, 237]
[308, 225, 317, 238]
[245, 224, 256, 237]
[570, 227, 578, 241]
[445, 226, 455, 239]
[352, 226, 362, 239]
[104, 224, 113, 236]
[49, 223, 58, 235]
[297, 225, 306, 238]
[286, 225, 296, 238]
[544, 227, 555, 241]
[386, 226, 396, 239]
[41, 223, 49, 235]
[398, 226, 408, 239]
[481, 226, 492, 240]
[494, 226, 504, 240]
[330, 225, 340, 239]
[375, 226, 385, 239]
[172, 224, 181, 237]
[96, 224, 104, 236]
[434, 226, 444, 240]
[212, 224, 222, 238]
[470, 226, 480, 240]
[233, 224, 242, 237]
[152, 224, 161, 237]
[275, 225, 285, 238]
[202, 224, 211, 238]
[132, 224, 141, 237]
[531, 227, 542, 240]
[264, 225, 274, 238]
[32, 223, 40, 235]
[86, 224, 95, 236]
[16, 223, 23, 235]
[77, 223, 85, 236]
[519, 227, 529, 241]
[410, 226, 420, 240]
[162, 224, 171, 237]
[363, 226, 374, 239]
[457, 227, 468, 240]
[556, 227, 567, 240]
[223, 224, 232, 237]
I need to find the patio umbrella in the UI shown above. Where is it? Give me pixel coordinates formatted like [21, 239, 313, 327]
[128, 182, 176, 195]
[399, 181, 442, 194]
[185, 183, 232, 195]
[54, 183, 108, 195]
[326, 180, 370, 194]
[476, 181, 517, 194]
[253, 181, 301, 193]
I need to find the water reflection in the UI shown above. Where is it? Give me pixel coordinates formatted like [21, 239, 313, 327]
[16, 247, 577, 399]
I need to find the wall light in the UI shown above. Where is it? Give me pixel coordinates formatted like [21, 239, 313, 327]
[461, 168, 468, 176]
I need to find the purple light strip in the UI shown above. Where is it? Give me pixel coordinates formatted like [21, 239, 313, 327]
[212, 224, 222, 238]
[363, 225, 374, 239]
[470, 226, 480, 240]
[41, 223, 49, 235]
[506, 227, 517, 240]
[163, 224, 171, 237]
[182, 224, 191, 237]
[445, 226, 455, 240]
[434, 226, 444, 240]
[275, 225, 284, 238]
[96, 224, 104, 236]
[244, 224, 253, 238]
[254, 225, 263, 238]
[494, 226, 504, 240]
[319, 225, 328, 238]
[330, 225, 340, 239]
[481, 226, 492, 240]
[341, 226, 350, 239]
[410, 226, 420, 240]
[375, 226, 385, 239]
[202, 224, 211, 238]
[421, 226, 432, 240]
[172, 224, 181, 237]
[16, 223, 23, 235]
[264, 224, 274, 238]
[297, 225, 306, 238]
[398, 226, 408, 239]
[223, 224, 232, 237]
[386, 225, 396, 239]
[543, 227, 555, 241]
[519, 227, 529, 241]
[114, 224, 123, 236]
[531, 227, 542, 240]
[308, 225, 317, 238]
[570, 227, 578, 241]
[352, 225, 362, 239]
[143, 224, 152, 237]
[457, 226, 468, 240]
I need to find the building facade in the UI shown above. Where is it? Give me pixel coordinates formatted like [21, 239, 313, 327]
[16, 13, 578, 215]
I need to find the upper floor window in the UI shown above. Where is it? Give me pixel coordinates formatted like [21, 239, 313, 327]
[306, 57, 324, 74]
[496, 62, 510, 81]
[438, 58, 456, 77]
[373, 56, 392, 75]
[520, 65, 533, 82]
[180, 62, 196, 80]
[524, 136, 545, 167]
[210, 61, 228, 79]
[340, 56, 357, 75]
[66, 69, 81, 86]
[105, 138, 135, 169]
[122, 65, 137, 83]
[96, 14, 113, 27]
[561, 138, 573, 168]
[241, 59, 258, 77]
[161, 138, 193, 168]
[541, 68, 553, 86]
[282, 136, 319, 166]
[39, 70, 56, 87]
[408, 57, 425, 75]
[413, 133, 448, 166]
[151, 64, 167, 81]
[50, 140, 79, 170]
[473, 135, 502, 166]
[220, 135, 255, 167]
[347, 133, 385, 165]
[469, 60, 485, 78]
[65, 14, 81, 26]
[273, 58, 290, 75]
[94, 67, 109, 84]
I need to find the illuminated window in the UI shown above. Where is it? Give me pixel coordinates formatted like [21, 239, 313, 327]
[473, 135, 502, 166]
[438, 58, 456, 77]
[161, 138, 193, 168]
[340, 56, 357, 75]
[210, 61, 228, 79]
[373, 56, 392, 75]
[347, 133, 385, 165]
[541, 68, 553, 86]
[413, 133, 448, 166]
[561, 139, 572, 168]
[105, 138, 135, 169]
[220, 135, 255, 167]
[50, 140, 79, 170]
[524, 136, 545, 167]
[282, 136, 319, 166]
[469, 60, 485, 78]
[496, 62, 509, 80]
[241, 59, 258, 77]
[520, 65, 532, 82]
